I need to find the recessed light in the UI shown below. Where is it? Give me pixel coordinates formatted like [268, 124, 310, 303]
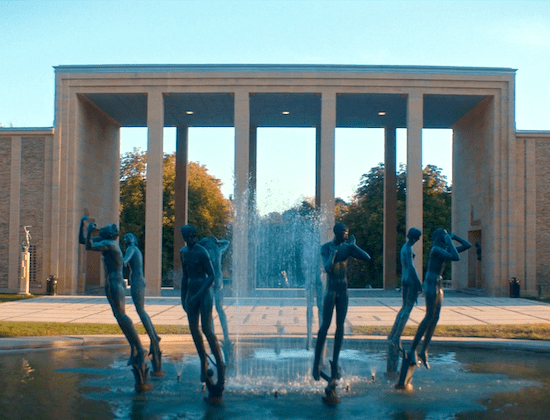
[186, 111, 194, 115]
[378, 111, 386, 116]
[282, 111, 290, 115]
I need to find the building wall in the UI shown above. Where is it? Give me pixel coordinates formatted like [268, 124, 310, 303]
[0, 138, 11, 289]
[20, 137, 46, 290]
[516, 132, 550, 297]
[0, 131, 54, 293]
[453, 97, 495, 292]
[74, 96, 121, 293]
[536, 136, 550, 295]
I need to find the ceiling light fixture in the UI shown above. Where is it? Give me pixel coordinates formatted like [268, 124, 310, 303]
[186, 110, 194, 115]
[282, 111, 290, 115]
[378, 111, 386, 116]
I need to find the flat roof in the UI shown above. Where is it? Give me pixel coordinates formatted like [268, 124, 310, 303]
[54, 64, 514, 129]
[54, 63, 517, 76]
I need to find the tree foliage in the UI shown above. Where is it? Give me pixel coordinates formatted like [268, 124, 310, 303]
[340, 163, 451, 288]
[119, 149, 231, 283]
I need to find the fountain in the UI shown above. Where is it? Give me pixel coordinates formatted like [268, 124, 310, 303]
[1, 339, 549, 419]
[30, 190, 540, 417]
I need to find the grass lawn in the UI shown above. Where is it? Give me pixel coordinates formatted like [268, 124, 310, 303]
[0, 294, 36, 303]
[0, 321, 189, 337]
[353, 324, 550, 340]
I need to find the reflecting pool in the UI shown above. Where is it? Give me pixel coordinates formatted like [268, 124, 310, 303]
[1, 340, 549, 420]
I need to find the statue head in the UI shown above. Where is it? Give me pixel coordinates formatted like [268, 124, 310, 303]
[180, 225, 197, 246]
[333, 222, 349, 242]
[432, 228, 448, 246]
[407, 227, 422, 242]
[199, 236, 217, 251]
[123, 232, 138, 246]
[99, 224, 118, 240]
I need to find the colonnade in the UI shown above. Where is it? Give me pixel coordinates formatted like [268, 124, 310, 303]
[141, 90, 424, 296]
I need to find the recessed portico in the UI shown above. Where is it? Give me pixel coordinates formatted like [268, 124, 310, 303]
[48, 64, 516, 296]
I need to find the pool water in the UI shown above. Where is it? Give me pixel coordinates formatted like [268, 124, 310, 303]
[0, 341, 548, 420]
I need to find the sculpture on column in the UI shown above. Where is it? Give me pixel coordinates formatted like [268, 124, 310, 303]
[79, 216, 150, 392]
[199, 236, 233, 364]
[312, 222, 371, 403]
[180, 225, 225, 402]
[386, 227, 422, 376]
[123, 232, 164, 376]
[396, 229, 471, 390]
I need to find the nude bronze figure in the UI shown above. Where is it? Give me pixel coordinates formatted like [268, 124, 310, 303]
[180, 225, 225, 401]
[312, 222, 371, 402]
[79, 216, 150, 392]
[123, 232, 164, 376]
[386, 227, 422, 375]
[396, 229, 471, 390]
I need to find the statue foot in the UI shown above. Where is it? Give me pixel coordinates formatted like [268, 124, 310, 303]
[149, 341, 163, 374]
[418, 350, 430, 369]
[128, 347, 147, 367]
[312, 365, 321, 381]
[408, 350, 419, 367]
[130, 348, 150, 392]
[323, 378, 340, 404]
[388, 337, 402, 352]
[330, 360, 341, 380]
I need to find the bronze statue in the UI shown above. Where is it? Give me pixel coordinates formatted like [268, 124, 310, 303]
[123, 233, 164, 376]
[312, 222, 371, 403]
[386, 227, 422, 375]
[180, 225, 225, 401]
[79, 216, 150, 392]
[198, 236, 233, 364]
[396, 229, 471, 390]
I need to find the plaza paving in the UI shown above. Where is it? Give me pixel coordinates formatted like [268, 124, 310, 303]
[2, 290, 550, 353]
[2, 290, 550, 337]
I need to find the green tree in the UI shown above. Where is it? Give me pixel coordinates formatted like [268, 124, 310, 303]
[340, 163, 451, 288]
[119, 150, 231, 284]
[119, 148, 147, 249]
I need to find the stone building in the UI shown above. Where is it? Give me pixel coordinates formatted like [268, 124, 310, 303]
[0, 64, 548, 297]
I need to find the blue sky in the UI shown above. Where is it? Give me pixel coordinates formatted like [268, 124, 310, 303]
[2, 0, 549, 213]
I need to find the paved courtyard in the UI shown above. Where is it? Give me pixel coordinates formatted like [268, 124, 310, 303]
[2, 293, 550, 337]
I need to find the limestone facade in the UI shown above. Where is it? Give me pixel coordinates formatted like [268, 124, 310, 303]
[0, 65, 548, 297]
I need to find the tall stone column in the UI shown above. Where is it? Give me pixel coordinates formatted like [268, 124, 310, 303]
[407, 92, 423, 278]
[233, 90, 251, 295]
[249, 125, 257, 205]
[384, 127, 397, 289]
[173, 126, 189, 286]
[317, 90, 336, 241]
[145, 91, 164, 296]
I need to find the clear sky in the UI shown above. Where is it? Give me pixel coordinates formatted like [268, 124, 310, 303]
[2, 0, 549, 214]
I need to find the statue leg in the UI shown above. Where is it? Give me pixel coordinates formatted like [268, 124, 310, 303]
[306, 286, 313, 350]
[418, 289, 443, 369]
[387, 285, 415, 374]
[188, 310, 208, 382]
[313, 291, 335, 380]
[107, 281, 144, 359]
[331, 293, 348, 379]
[214, 288, 232, 364]
[132, 287, 163, 374]
[201, 293, 225, 398]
